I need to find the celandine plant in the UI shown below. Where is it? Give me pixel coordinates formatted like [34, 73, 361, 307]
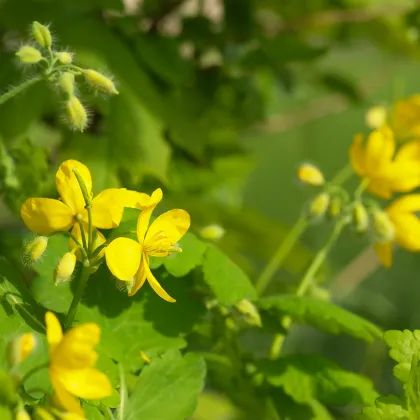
[3, 19, 420, 420]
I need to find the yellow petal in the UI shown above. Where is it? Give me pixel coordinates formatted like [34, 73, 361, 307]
[366, 180, 392, 200]
[365, 126, 395, 170]
[387, 194, 420, 215]
[51, 376, 84, 417]
[105, 237, 142, 280]
[349, 133, 366, 176]
[387, 164, 420, 193]
[391, 214, 420, 251]
[56, 160, 92, 214]
[373, 242, 393, 268]
[146, 209, 191, 245]
[128, 254, 147, 297]
[137, 188, 163, 242]
[144, 259, 175, 302]
[394, 140, 420, 163]
[119, 189, 151, 209]
[45, 312, 63, 353]
[91, 188, 124, 229]
[58, 368, 112, 399]
[21, 198, 74, 235]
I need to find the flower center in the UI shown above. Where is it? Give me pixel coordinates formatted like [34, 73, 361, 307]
[144, 231, 182, 256]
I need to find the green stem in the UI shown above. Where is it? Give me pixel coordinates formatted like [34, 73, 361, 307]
[66, 231, 88, 261]
[64, 264, 92, 328]
[99, 404, 115, 420]
[0, 76, 43, 105]
[354, 177, 370, 200]
[329, 163, 353, 185]
[256, 217, 308, 295]
[269, 218, 347, 359]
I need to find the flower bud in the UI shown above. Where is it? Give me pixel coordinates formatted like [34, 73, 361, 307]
[297, 163, 324, 186]
[199, 224, 225, 241]
[7, 333, 37, 368]
[83, 69, 118, 95]
[352, 202, 369, 233]
[56, 51, 73, 64]
[372, 210, 395, 243]
[66, 96, 88, 132]
[328, 197, 341, 219]
[16, 46, 42, 64]
[15, 407, 31, 420]
[32, 21, 52, 48]
[235, 299, 262, 327]
[23, 236, 48, 264]
[34, 408, 55, 420]
[54, 252, 76, 285]
[365, 105, 387, 129]
[309, 193, 330, 218]
[58, 72, 75, 97]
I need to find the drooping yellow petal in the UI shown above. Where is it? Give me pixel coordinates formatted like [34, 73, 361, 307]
[51, 375, 84, 418]
[119, 189, 151, 209]
[364, 126, 395, 171]
[143, 258, 175, 303]
[105, 237, 142, 281]
[128, 254, 147, 297]
[91, 188, 124, 229]
[137, 188, 163, 242]
[56, 160, 92, 214]
[373, 242, 393, 268]
[21, 198, 74, 235]
[349, 133, 366, 176]
[45, 312, 63, 353]
[391, 214, 420, 252]
[387, 194, 420, 215]
[145, 209, 191, 246]
[386, 163, 420, 193]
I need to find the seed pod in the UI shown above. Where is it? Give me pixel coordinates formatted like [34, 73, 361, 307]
[58, 72, 75, 97]
[16, 46, 42, 64]
[54, 252, 76, 285]
[353, 202, 369, 233]
[83, 69, 118, 95]
[66, 96, 88, 132]
[199, 224, 225, 241]
[372, 210, 395, 243]
[7, 333, 37, 368]
[309, 193, 330, 218]
[23, 236, 48, 264]
[297, 163, 325, 186]
[32, 21, 52, 48]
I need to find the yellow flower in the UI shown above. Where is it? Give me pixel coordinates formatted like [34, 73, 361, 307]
[45, 312, 111, 418]
[349, 126, 420, 198]
[105, 188, 190, 302]
[390, 94, 420, 141]
[374, 195, 420, 268]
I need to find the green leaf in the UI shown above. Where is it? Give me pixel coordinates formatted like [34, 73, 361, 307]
[126, 351, 206, 420]
[164, 233, 207, 278]
[355, 395, 409, 420]
[383, 329, 420, 383]
[259, 295, 382, 342]
[202, 244, 257, 306]
[407, 353, 420, 419]
[260, 354, 378, 406]
[318, 72, 362, 102]
[83, 403, 105, 419]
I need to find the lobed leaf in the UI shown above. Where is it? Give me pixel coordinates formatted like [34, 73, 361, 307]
[355, 395, 409, 420]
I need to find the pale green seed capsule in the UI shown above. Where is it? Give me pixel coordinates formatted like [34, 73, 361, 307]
[32, 21, 52, 48]
[309, 193, 330, 218]
[56, 51, 73, 64]
[58, 72, 75, 97]
[372, 210, 395, 243]
[84, 69, 119, 95]
[353, 202, 369, 233]
[54, 252, 76, 285]
[16, 45, 42, 64]
[66, 96, 88, 132]
[23, 236, 48, 264]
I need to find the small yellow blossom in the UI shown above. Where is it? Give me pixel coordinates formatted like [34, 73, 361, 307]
[45, 312, 112, 418]
[350, 126, 420, 198]
[374, 195, 420, 268]
[365, 105, 387, 129]
[105, 188, 190, 301]
[390, 94, 420, 141]
[297, 163, 324, 186]
[7, 333, 37, 367]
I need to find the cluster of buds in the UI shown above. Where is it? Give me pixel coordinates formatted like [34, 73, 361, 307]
[15, 21, 119, 132]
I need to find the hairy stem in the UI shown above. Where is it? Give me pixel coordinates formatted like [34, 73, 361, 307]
[0, 76, 43, 105]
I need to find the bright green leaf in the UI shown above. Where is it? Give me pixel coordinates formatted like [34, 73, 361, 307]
[406, 353, 420, 419]
[355, 395, 409, 420]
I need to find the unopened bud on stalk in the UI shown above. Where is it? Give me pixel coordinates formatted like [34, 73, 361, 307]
[16, 46, 42, 64]
[353, 202, 369, 233]
[328, 197, 341, 219]
[15, 407, 31, 420]
[372, 209, 395, 243]
[32, 21, 52, 48]
[235, 299, 262, 327]
[23, 236, 48, 264]
[54, 252, 76, 285]
[309, 193, 330, 218]
[365, 105, 387, 129]
[58, 72, 75, 97]
[7, 333, 37, 368]
[297, 163, 324, 186]
[56, 51, 73, 65]
[66, 96, 88, 132]
[83, 69, 119, 95]
[199, 224, 225, 241]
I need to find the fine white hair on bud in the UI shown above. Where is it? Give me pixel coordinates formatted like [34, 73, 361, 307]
[32, 21, 52, 48]
[22, 236, 48, 265]
[16, 45, 42, 64]
[83, 69, 119, 95]
[54, 252, 77, 285]
[65, 95, 88, 132]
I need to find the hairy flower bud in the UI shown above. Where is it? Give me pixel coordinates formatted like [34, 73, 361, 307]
[23, 236, 48, 264]
[297, 163, 325, 186]
[309, 193, 330, 218]
[54, 252, 76, 285]
[56, 51, 73, 64]
[365, 105, 387, 129]
[199, 224, 225, 241]
[66, 96, 88, 132]
[328, 197, 341, 219]
[7, 333, 37, 368]
[372, 210, 395, 243]
[16, 46, 42, 64]
[32, 21, 52, 48]
[84, 69, 118, 95]
[353, 202, 369, 233]
[58, 72, 75, 97]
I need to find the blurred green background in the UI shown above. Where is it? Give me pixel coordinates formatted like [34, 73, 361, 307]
[1, 0, 420, 418]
